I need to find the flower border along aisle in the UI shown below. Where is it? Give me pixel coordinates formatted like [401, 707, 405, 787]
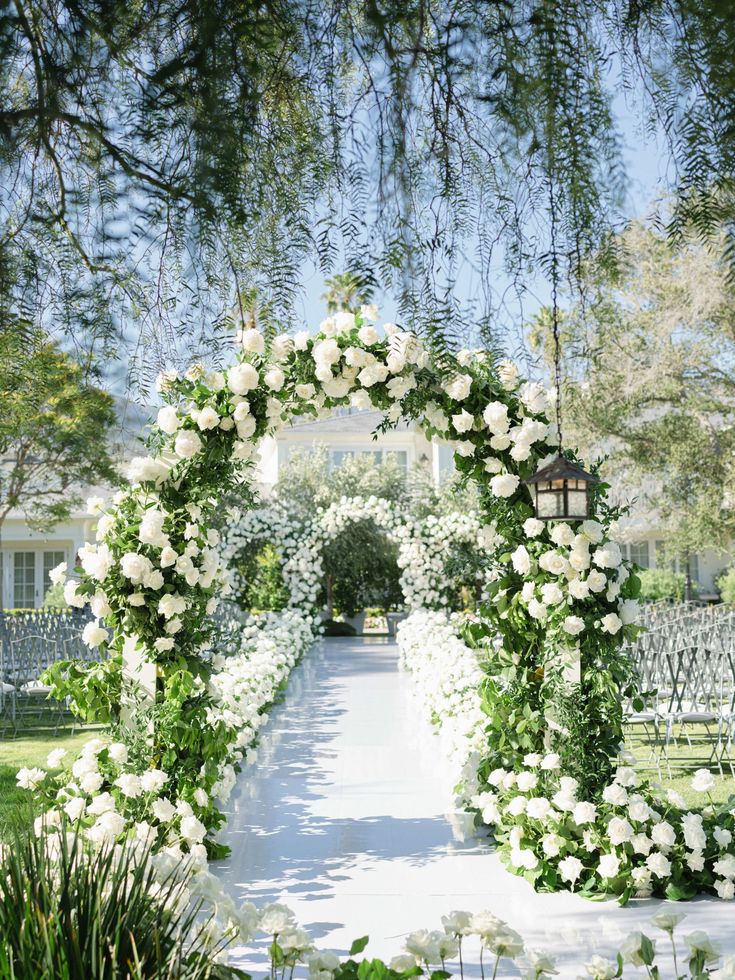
[31, 307, 646, 884]
[398, 610, 735, 904]
[224, 495, 495, 614]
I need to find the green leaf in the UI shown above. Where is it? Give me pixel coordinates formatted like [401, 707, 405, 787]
[350, 937, 370, 957]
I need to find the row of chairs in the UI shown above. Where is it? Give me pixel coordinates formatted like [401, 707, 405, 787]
[0, 610, 96, 736]
[625, 605, 735, 777]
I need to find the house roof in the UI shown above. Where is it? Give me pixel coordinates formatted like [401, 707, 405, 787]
[284, 409, 413, 434]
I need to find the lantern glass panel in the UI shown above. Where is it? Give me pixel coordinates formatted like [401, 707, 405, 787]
[537, 489, 564, 518]
[567, 488, 589, 518]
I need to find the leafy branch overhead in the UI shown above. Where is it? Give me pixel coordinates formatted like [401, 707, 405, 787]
[1, 0, 734, 381]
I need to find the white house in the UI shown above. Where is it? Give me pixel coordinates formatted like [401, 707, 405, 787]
[254, 407, 450, 490]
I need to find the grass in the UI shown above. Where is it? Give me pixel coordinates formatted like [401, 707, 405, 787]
[0, 727, 99, 838]
[626, 723, 735, 808]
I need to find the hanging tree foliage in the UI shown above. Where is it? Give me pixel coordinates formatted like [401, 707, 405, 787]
[1, 0, 734, 385]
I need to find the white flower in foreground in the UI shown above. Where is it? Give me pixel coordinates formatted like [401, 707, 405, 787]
[558, 855, 584, 885]
[108, 742, 128, 763]
[180, 814, 206, 843]
[115, 773, 143, 798]
[259, 903, 296, 937]
[16, 767, 45, 790]
[64, 797, 86, 821]
[452, 409, 474, 433]
[174, 428, 203, 459]
[195, 406, 220, 430]
[691, 768, 716, 794]
[487, 925, 524, 958]
[445, 373, 472, 401]
[572, 801, 597, 826]
[607, 817, 634, 845]
[619, 932, 655, 967]
[482, 401, 510, 434]
[683, 931, 721, 964]
[516, 771, 538, 792]
[540, 753, 561, 770]
[715, 879, 735, 900]
[49, 561, 67, 586]
[140, 769, 169, 793]
[82, 620, 108, 649]
[651, 908, 686, 933]
[582, 954, 618, 979]
[592, 542, 622, 569]
[264, 367, 285, 391]
[152, 798, 176, 823]
[490, 473, 519, 498]
[46, 748, 67, 769]
[519, 381, 547, 414]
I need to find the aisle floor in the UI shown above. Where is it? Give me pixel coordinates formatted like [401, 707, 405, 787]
[214, 637, 734, 976]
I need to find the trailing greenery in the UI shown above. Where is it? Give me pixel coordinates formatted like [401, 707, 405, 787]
[2, 2, 734, 373]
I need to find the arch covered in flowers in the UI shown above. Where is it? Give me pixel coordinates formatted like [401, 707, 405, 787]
[46, 306, 644, 871]
[225, 495, 497, 614]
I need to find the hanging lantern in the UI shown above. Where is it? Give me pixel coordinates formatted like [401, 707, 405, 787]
[523, 455, 599, 522]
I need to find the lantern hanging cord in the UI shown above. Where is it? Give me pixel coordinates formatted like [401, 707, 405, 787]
[548, 175, 563, 453]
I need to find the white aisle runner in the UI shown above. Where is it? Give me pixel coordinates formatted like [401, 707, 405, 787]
[214, 637, 734, 976]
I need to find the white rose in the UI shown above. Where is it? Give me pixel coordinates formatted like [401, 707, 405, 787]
[519, 381, 548, 415]
[490, 474, 519, 498]
[227, 362, 259, 394]
[550, 523, 575, 546]
[563, 616, 584, 636]
[600, 612, 622, 635]
[511, 545, 531, 575]
[238, 327, 265, 354]
[174, 429, 203, 459]
[195, 406, 220, 430]
[452, 410, 474, 433]
[597, 854, 621, 879]
[82, 620, 108, 649]
[568, 577, 590, 600]
[294, 330, 310, 350]
[482, 401, 509, 434]
[445, 373, 472, 401]
[523, 518, 544, 538]
[264, 367, 285, 391]
[691, 768, 716, 794]
[593, 542, 623, 569]
[157, 405, 180, 434]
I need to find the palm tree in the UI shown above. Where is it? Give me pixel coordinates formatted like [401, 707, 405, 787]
[321, 272, 374, 313]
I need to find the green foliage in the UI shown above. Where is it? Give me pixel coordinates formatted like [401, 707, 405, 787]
[322, 619, 357, 637]
[235, 542, 289, 612]
[322, 519, 403, 618]
[42, 582, 66, 608]
[717, 567, 735, 605]
[41, 657, 123, 725]
[0, 832, 241, 979]
[0, 323, 117, 530]
[638, 568, 688, 602]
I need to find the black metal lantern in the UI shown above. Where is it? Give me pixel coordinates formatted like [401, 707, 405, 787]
[524, 455, 599, 522]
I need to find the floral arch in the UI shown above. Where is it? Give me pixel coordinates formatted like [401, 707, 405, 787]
[45, 305, 700, 901]
[225, 494, 497, 615]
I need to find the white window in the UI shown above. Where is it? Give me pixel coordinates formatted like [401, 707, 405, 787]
[628, 540, 650, 569]
[13, 551, 36, 608]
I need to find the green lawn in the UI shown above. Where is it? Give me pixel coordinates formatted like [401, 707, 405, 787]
[0, 728, 99, 838]
[626, 723, 735, 808]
